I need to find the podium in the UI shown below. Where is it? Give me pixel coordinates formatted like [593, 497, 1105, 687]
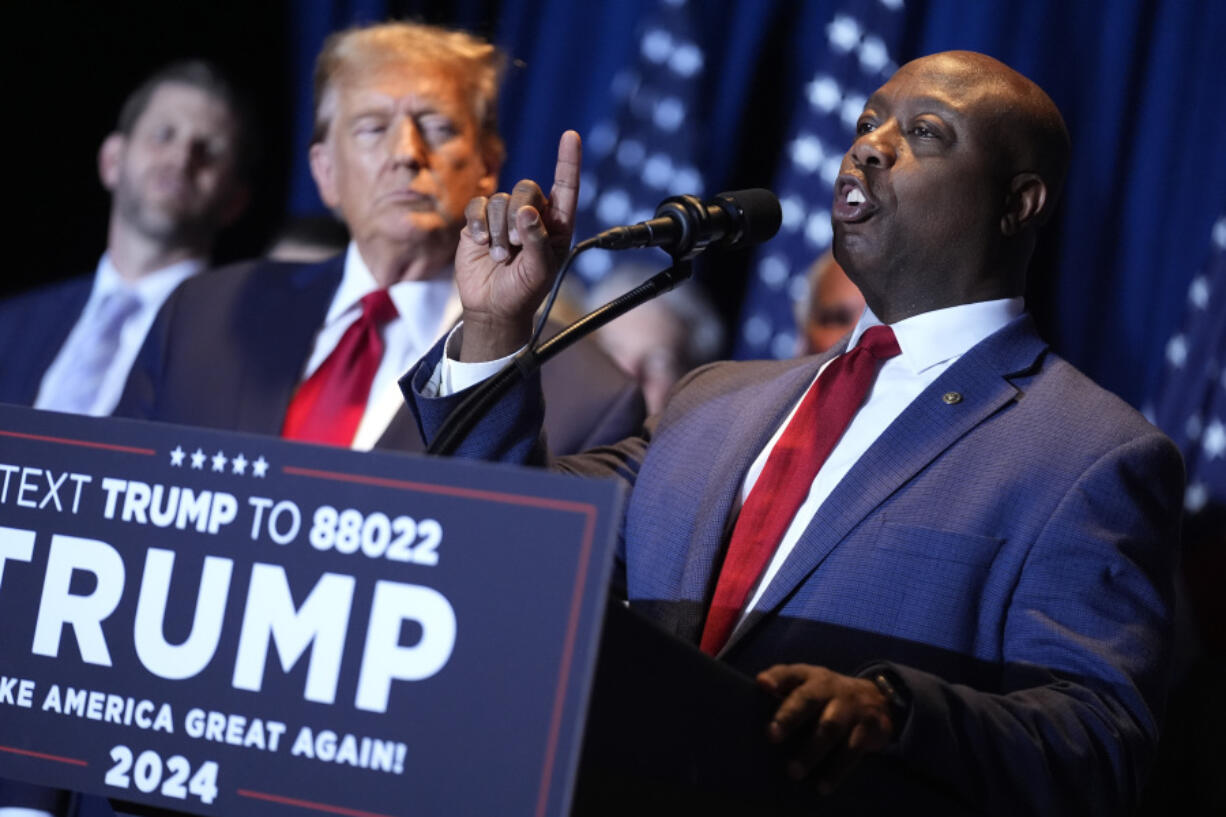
[0, 404, 819, 817]
[573, 601, 811, 816]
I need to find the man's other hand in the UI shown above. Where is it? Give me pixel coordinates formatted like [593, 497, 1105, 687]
[455, 130, 581, 362]
[757, 663, 895, 795]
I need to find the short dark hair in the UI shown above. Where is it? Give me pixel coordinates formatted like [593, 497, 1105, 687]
[115, 60, 253, 177]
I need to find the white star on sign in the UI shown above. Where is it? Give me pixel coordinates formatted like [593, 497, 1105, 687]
[231, 453, 248, 475]
[212, 451, 228, 472]
[252, 456, 269, 478]
[170, 446, 185, 467]
[190, 448, 206, 469]
[1202, 420, 1225, 460]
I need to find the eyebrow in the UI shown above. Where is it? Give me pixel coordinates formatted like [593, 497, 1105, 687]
[346, 100, 455, 124]
[345, 102, 392, 120]
[863, 93, 960, 119]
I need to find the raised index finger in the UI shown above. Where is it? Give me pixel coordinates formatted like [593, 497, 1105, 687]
[546, 130, 582, 235]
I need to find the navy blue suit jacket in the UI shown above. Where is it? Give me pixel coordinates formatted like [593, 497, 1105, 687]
[115, 255, 644, 454]
[406, 315, 1183, 816]
[0, 275, 92, 406]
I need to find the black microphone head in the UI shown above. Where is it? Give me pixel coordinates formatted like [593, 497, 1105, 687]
[713, 188, 782, 247]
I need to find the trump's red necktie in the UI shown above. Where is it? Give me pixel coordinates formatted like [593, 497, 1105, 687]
[281, 289, 398, 446]
[699, 325, 901, 655]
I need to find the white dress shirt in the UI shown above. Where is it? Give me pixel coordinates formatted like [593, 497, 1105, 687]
[35, 254, 203, 416]
[738, 298, 1024, 618]
[435, 297, 1025, 618]
[302, 242, 461, 450]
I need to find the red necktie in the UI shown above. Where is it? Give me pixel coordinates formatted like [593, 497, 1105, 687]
[699, 325, 901, 655]
[282, 289, 398, 446]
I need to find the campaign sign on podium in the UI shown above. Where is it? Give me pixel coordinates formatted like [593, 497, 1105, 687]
[0, 404, 620, 817]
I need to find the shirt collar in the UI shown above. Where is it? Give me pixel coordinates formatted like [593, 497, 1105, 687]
[335, 241, 456, 329]
[847, 297, 1024, 375]
[93, 252, 205, 308]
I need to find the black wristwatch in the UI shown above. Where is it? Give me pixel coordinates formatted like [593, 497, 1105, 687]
[869, 668, 912, 739]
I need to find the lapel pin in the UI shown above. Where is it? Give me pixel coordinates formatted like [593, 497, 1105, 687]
[942, 391, 963, 405]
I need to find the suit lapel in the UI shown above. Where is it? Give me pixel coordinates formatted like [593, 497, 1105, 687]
[235, 257, 344, 434]
[376, 407, 427, 453]
[646, 352, 838, 643]
[718, 316, 1048, 656]
[27, 278, 93, 404]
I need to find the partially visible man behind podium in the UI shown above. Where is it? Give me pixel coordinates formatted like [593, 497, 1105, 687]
[0, 60, 248, 415]
[116, 22, 642, 453]
[406, 51, 1182, 815]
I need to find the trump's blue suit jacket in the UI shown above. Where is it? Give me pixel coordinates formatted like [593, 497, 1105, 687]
[405, 314, 1183, 816]
[115, 255, 644, 455]
[0, 275, 92, 406]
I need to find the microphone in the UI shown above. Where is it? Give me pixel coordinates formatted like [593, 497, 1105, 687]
[430, 194, 778, 456]
[591, 188, 782, 259]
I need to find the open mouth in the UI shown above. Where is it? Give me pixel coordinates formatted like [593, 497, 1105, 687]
[832, 176, 876, 223]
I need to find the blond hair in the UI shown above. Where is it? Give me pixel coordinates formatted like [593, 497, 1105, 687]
[312, 21, 506, 166]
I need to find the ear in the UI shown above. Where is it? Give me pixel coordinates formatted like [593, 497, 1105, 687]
[98, 133, 126, 191]
[1000, 172, 1048, 236]
[309, 140, 341, 208]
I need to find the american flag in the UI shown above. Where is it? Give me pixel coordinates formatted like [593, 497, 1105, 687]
[571, 0, 707, 284]
[733, 0, 906, 359]
[1150, 213, 1226, 514]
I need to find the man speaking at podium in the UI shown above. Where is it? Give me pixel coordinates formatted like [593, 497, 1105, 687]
[406, 52, 1181, 814]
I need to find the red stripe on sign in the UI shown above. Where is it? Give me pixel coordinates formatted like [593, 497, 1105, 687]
[237, 788, 400, 817]
[0, 744, 89, 766]
[0, 428, 155, 455]
[535, 507, 598, 817]
[282, 464, 596, 514]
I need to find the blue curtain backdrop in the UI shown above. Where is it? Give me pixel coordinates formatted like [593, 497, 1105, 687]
[285, 0, 1226, 414]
